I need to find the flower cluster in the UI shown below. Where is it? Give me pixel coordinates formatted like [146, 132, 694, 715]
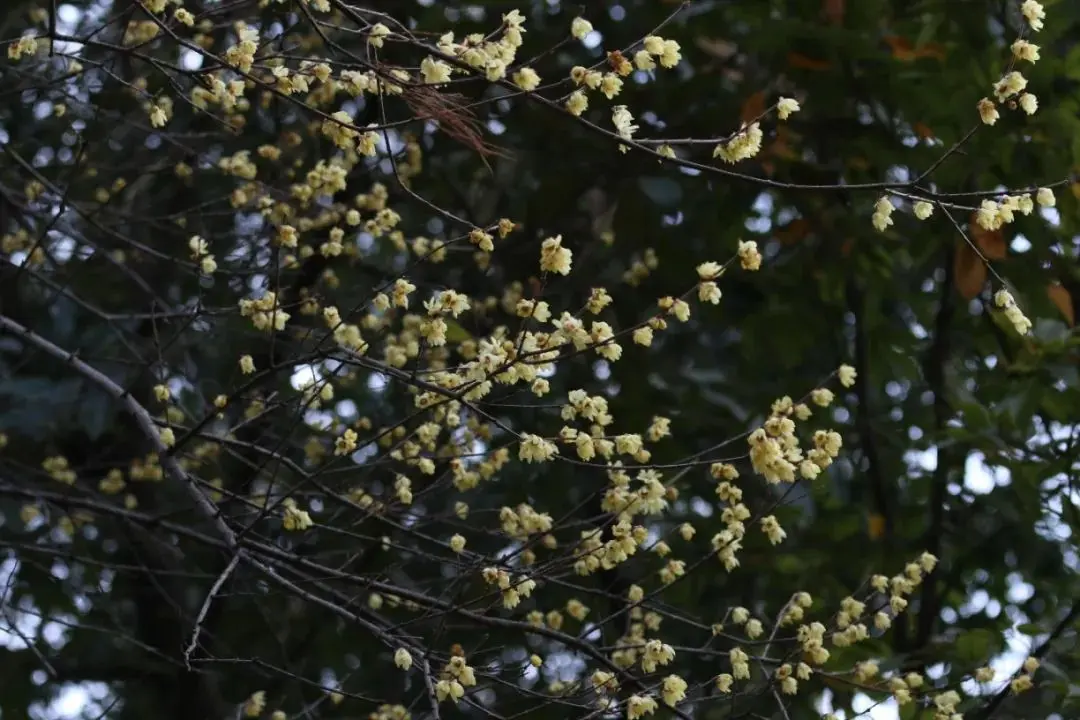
[11, 3, 1064, 718]
[977, 0, 1044, 124]
[994, 288, 1033, 335]
[713, 123, 763, 164]
[238, 291, 291, 332]
[435, 655, 478, 704]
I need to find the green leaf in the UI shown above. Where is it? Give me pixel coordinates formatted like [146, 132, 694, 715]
[953, 628, 998, 664]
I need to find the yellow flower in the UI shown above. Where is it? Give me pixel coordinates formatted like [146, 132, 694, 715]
[243, 691, 266, 717]
[435, 679, 465, 703]
[420, 57, 452, 84]
[282, 499, 312, 531]
[513, 67, 541, 91]
[661, 675, 687, 706]
[626, 695, 658, 720]
[539, 235, 572, 275]
[566, 90, 588, 116]
[872, 196, 894, 231]
[977, 97, 999, 125]
[1020, 0, 1045, 31]
[1019, 93, 1038, 115]
[369, 23, 390, 48]
[737, 240, 762, 271]
[449, 534, 466, 552]
[519, 433, 558, 463]
[570, 17, 593, 40]
[1011, 39, 1040, 63]
[8, 35, 40, 61]
[599, 73, 622, 99]
[776, 97, 800, 120]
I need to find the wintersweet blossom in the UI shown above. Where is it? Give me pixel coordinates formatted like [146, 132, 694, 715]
[243, 691, 266, 717]
[635, 50, 656, 71]
[7, 34, 39, 61]
[571, 17, 593, 40]
[513, 67, 541, 91]
[871, 196, 894, 231]
[1020, 93, 1038, 115]
[420, 57, 452, 84]
[713, 123, 762, 164]
[599, 73, 623, 99]
[977, 97, 999, 125]
[1011, 39, 1040, 63]
[626, 695, 658, 720]
[696, 261, 722, 280]
[738, 241, 762, 271]
[641, 640, 675, 672]
[539, 235, 573, 275]
[368, 23, 390, 48]
[1021, 0, 1045, 31]
[566, 90, 588, 116]
[994, 71, 1027, 101]
[994, 289, 1033, 335]
[149, 104, 168, 128]
[612, 105, 638, 145]
[282, 498, 313, 531]
[519, 433, 558, 463]
[661, 675, 687, 706]
[777, 97, 800, 120]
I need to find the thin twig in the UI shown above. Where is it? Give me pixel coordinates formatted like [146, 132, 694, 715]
[182, 553, 240, 670]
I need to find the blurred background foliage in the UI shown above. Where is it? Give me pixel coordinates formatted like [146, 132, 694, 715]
[2, 0, 1080, 719]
